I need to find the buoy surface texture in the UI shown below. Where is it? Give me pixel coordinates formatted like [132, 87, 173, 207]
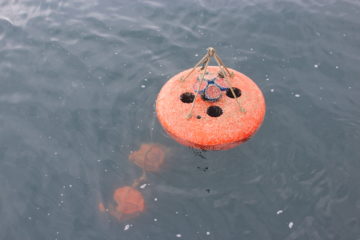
[156, 66, 266, 150]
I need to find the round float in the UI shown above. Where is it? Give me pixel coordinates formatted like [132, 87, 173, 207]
[156, 49, 266, 150]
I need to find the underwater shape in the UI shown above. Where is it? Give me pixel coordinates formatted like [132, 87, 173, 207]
[129, 143, 168, 172]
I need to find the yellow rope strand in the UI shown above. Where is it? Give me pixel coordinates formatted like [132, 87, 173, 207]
[185, 57, 210, 119]
[213, 54, 245, 113]
[214, 53, 233, 78]
[131, 170, 147, 188]
[180, 54, 208, 82]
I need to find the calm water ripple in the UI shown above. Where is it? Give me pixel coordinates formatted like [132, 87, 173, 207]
[0, 0, 359, 239]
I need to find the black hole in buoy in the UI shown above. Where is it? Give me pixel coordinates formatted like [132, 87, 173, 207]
[196, 115, 201, 119]
[226, 88, 241, 98]
[180, 92, 195, 103]
[207, 106, 223, 117]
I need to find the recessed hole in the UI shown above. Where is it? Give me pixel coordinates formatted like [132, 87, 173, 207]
[180, 92, 195, 103]
[207, 106, 223, 117]
[226, 88, 241, 98]
[196, 115, 202, 119]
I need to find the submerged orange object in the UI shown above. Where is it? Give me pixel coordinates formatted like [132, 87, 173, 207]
[113, 186, 145, 215]
[129, 143, 167, 172]
[98, 186, 145, 221]
[98, 202, 106, 212]
[156, 48, 266, 150]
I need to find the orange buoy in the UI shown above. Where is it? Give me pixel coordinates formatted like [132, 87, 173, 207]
[113, 186, 145, 215]
[129, 143, 168, 172]
[156, 48, 266, 150]
[98, 186, 145, 221]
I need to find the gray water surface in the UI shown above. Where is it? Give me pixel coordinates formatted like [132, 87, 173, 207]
[0, 0, 360, 239]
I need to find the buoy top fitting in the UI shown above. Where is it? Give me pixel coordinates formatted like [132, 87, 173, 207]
[156, 47, 266, 150]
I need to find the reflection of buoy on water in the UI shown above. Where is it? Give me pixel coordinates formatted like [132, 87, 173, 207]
[98, 186, 145, 221]
[156, 47, 266, 150]
[129, 143, 168, 172]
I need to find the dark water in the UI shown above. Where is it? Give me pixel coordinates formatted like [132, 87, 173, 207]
[1, 0, 360, 239]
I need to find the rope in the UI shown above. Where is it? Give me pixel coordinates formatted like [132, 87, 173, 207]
[185, 56, 210, 119]
[214, 53, 232, 77]
[180, 54, 208, 82]
[131, 144, 156, 187]
[131, 170, 147, 188]
[180, 47, 246, 119]
[213, 53, 245, 113]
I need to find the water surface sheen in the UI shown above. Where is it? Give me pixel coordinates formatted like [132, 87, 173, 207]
[0, 0, 359, 239]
